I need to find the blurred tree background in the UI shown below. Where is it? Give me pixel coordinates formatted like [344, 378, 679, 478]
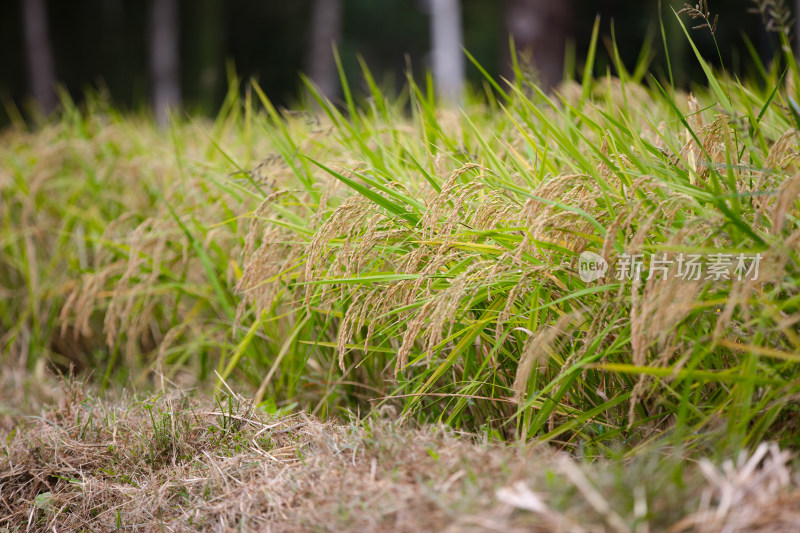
[0, 0, 790, 126]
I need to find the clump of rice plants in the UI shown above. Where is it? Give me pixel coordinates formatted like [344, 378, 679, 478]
[231, 12, 800, 451]
[0, 85, 273, 388]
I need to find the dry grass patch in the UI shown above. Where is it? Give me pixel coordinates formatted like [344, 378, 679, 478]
[3, 380, 800, 532]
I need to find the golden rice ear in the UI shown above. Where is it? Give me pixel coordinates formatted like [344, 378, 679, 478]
[771, 173, 800, 235]
[396, 299, 437, 375]
[686, 92, 703, 132]
[513, 312, 581, 405]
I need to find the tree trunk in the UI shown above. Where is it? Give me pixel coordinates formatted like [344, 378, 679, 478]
[796, 0, 800, 55]
[22, 0, 57, 113]
[306, 0, 343, 101]
[503, 0, 571, 90]
[149, 0, 181, 127]
[192, 0, 223, 112]
[429, 0, 465, 103]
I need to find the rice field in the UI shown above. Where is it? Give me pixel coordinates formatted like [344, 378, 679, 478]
[2, 13, 800, 530]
